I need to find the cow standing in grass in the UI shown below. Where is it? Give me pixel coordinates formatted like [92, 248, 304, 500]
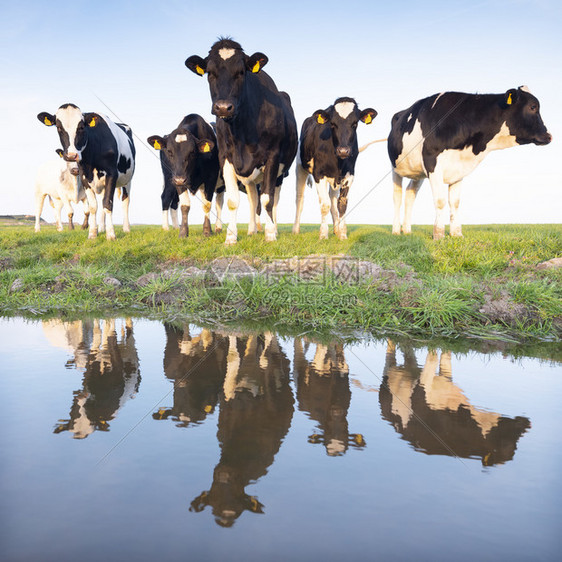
[388, 86, 552, 239]
[293, 97, 377, 240]
[37, 104, 135, 240]
[34, 150, 89, 232]
[185, 38, 297, 244]
[147, 114, 223, 237]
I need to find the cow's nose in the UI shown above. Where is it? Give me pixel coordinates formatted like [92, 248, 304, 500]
[66, 152, 79, 162]
[172, 176, 186, 186]
[213, 100, 234, 118]
[336, 146, 351, 158]
[70, 167, 80, 176]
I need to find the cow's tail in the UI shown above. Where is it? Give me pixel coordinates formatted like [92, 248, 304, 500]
[359, 138, 388, 153]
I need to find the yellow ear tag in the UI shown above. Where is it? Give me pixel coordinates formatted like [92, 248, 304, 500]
[195, 64, 205, 76]
[204, 405, 212, 413]
[153, 140, 161, 150]
[364, 114, 372, 124]
[44, 117, 52, 126]
[317, 114, 326, 125]
[57, 151, 63, 158]
[252, 61, 260, 73]
[507, 93, 513, 105]
[89, 117, 96, 127]
[202, 142, 211, 153]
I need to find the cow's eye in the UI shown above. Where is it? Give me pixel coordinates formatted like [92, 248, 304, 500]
[529, 104, 537, 112]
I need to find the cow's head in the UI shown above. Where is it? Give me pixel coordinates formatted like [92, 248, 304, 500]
[38, 104, 98, 163]
[147, 130, 215, 188]
[313, 98, 377, 159]
[55, 148, 80, 176]
[504, 86, 552, 146]
[185, 39, 268, 120]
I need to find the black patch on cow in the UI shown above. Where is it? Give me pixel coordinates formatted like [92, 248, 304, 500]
[59, 103, 79, 110]
[118, 155, 131, 174]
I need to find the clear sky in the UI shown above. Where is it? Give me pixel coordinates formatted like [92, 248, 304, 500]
[1, 0, 560, 227]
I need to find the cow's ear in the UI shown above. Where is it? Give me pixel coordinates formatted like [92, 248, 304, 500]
[147, 135, 165, 150]
[38, 112, 55, 127]
[87, 114, 98, 128]
[504, 89, 519, 107]
[314, 110, 330, 125]
[185, 55, 207, 76]
[247, 52, 268, 73]
[360, 108, 378, 125]
[55, 148, 64, 158]
[197, 139, 215, 154]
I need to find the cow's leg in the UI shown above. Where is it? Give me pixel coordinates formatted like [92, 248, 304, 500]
[161, 208, 170, 231]
[403, 178, 423, 235]
[60, 194, 74, 231]
[223, 160, 240, 245]
[448, 180, 463, 237]
[102, 176, 118, 241]
[81, 198, 90, 230]
[161, 185, 173, 231]
[97, 192, 106, 233]
[85, 187, 98, 239]
[316, 178, 331, 239]
[293, 164, 308, 234]
[246, 182, 259, 235]
[199, 185, 213, 237]
[121, 185, 131, 233]
[54, 198, 64, 232]
[329, 185, 341, 236]
[272, 184, 281, 235]
[214, 190, 224, 233]
[428, 172, 447, 240]
[178, 188, 191, 238]
[392, 170, 403, 235]
[336, 184, 350, 240]
[35, 192, 46, 232]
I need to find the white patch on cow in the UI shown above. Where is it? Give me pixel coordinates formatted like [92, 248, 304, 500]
[334, 101, 355, 119]
[487, 121, 518, 150]
[326, 439, 346, 456]
[406, 112, 413, 123]
[97, 114, 135, 188]
[219, 48, 235, 60]
[179, 190, 191, 207]
[520, 85, 531, 93]
[431, 92, 445, 109]
[393, 119, 426, 179]
[55, 105, 84, 158]
[175, 134, 188, 143]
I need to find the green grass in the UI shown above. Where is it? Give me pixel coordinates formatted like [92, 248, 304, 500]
[1, 223, 561, 342]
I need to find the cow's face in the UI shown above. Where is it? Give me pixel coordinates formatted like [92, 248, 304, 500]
[314, 99, 377, 159]
[55, 148, 80, 176]
[148, 131, 214, 188]
[185, 41, 268, 120]
[504, 87, 551, 146]
[38, 104, 97, 162]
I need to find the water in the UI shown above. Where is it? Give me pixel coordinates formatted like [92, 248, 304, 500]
[0, 317, 560, 561]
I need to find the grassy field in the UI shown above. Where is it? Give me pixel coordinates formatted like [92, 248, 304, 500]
[1, 220, 561, 343]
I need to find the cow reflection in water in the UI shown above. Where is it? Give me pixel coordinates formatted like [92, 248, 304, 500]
[153, 324, 228, 426]
[46, 318, 140, 439]
[380, 341, 530, 466]
[293, 338, 365, 456]
[188, 333, 294, 527]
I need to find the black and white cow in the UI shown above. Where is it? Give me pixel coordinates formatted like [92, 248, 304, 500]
[147, 114, 223, 237]
[388, 86, 552, 239]
[293, 97, 377, 240]
[37, 103, 135, 240]
[185, 38, 298, 244]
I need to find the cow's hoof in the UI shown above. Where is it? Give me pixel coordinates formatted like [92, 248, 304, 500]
[123, 226, 130, 233]
[292, 225, 300, 234]
[451, 228, 463, 237]
[337, 233, 348, 241]
[106, 233, 116, 241]
[203, 230, 211, 237]
[162, 225, 169, 231]
[433, 226, 445, 240]
[214, 227, 222, 234]
[265, 231, 277, 242]
[402, 227, 412, 235]
[225, 238, 237, 246]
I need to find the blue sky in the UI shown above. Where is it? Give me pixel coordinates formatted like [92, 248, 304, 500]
[1, 0, 561, 227]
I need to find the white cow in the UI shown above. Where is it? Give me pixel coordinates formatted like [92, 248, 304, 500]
[34, 151, 89, 232]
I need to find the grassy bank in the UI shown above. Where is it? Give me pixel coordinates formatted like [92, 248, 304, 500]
[1, 221, 561, 342]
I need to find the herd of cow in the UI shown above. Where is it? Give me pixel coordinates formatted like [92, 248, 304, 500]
[35, 38, 552, 243]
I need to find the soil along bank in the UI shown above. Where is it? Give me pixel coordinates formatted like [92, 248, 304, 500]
[0, 225, 560, 341]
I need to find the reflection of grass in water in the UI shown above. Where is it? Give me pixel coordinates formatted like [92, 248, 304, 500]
[0, 223, 560, 342]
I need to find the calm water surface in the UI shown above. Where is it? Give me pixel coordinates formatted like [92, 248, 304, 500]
[0, 317, 560, 561]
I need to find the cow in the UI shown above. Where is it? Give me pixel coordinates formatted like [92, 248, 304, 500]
[34, 150, 89, 232]
[293, 98, 377, 240]
[147, 114, 224, 237]
[379, 341, 530, 466]
[37, 103, 135, 240]
[44, 318, 141, 439]
[190, 332, 293, 526]
[293, 338, 365, 456]
[388, 86, 552, 239]
[185, 38, 298, 244]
